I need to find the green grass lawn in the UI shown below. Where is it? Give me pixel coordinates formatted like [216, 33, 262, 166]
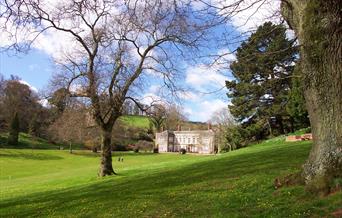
[0, 139, 341, 217]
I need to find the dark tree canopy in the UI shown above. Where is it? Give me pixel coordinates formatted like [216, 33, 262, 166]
[286, 63, 310, 129]
[226, 22, 298, 137]
[1, 79, 41, 132]
[8, 112, 19, 145]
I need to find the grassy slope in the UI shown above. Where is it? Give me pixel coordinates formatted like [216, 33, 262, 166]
[118, 115, 150, 129]
[0, 133, 59, 149]
[0, 139, 341, 217]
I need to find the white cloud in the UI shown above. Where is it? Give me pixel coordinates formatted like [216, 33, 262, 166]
[216, 49, 236, 63]
[31, 29, 84, 62]
[185, 64, 228, 91]
[185, 99, 227, 122]
[18, 80, 38, 93]
[148, 85, 162, 94]
[178, 91, 201, 101]
[214, 0, 281, 32]
[140, 93, 165, 106]
[39, 99, 50, 107]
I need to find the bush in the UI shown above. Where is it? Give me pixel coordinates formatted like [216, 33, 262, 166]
[179, 148, 186, 154]
[135, 140, 154, 152]
[126, 144, 135, 151]
[112, 144, 128, 151]
[304, 127, 311, 133]
[153, 148, 159, 153]
[137, 131, 153, 142]
[84, 139, 99, 153]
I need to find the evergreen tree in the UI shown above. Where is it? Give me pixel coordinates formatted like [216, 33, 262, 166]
[149, 105, 166, 133]
[28, 113, 39, 137]
[226, 22, 298, 137]
[48, 88, 69, 114]
[286, 64, 310, 129]
[8, 112, 19, 145]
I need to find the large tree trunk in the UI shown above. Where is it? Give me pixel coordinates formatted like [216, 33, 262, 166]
[99, 127, 116, 177]
[281, 0, 342, 191]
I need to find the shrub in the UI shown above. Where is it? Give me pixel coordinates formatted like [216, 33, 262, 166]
[304, 127, 312, 133]
[135, 140, 154, 152]
[137, 131, 154, 142]
[84, 139, 99, 153]
[112, 144, 127, 151]
[179, 148, 186, 154]
[127, 144, 135, 151]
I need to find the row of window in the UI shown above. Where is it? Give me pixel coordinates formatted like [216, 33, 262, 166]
[174, 136, 199, 144]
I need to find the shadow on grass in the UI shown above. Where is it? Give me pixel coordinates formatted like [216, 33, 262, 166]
[70, 151, 157, 158]
[70, 151, 101, 158]
[1, 141, 340, 217]
[0, 150, 63, 160]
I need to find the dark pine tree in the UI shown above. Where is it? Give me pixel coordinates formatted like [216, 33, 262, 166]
[226, 22, 298, 137]
[286, 63, 310, 130]
[8, 112, 19, 145]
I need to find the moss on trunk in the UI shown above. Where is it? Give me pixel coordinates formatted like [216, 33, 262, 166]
[281, 0, 342, 193]
[98, 128, 116, 177]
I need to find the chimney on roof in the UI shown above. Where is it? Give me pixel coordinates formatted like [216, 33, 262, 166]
[177, 125, 181, 131]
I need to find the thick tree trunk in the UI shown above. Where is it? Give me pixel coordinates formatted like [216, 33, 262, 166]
[276, 115, 285, 135]
[289, 116, 295, 133]
[281, 0, 342, 191]
[99, 128, 116, 177]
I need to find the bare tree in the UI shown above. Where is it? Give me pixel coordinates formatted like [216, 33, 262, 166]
[149, 104, 167, 133]
[1, 0, 211, 176]
[48, 106, 87, 152]
[164, 105, 187, 130]
[0, 74, 5, 131]
[210, 108, 235, 152]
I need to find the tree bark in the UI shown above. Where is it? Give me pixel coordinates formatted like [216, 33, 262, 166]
[289, 117, 295, 133]
[281, 0, 342, 191]
[99, 127, 116, 177]
[276, 115, 285, 135]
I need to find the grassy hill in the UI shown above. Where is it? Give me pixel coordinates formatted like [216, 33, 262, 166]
[0, 133, 86, 150]
[118, 115, 208, 130]
[0, 133, 59, 149]
[0, 137, 341, 217]
[118, 115, 151, 129]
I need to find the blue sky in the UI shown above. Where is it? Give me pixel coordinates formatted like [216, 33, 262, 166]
[0, 47, 232, 122]
[0, 0, 281, 122]
[0, 50, 53, 89]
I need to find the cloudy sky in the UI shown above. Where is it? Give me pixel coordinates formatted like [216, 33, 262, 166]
[0, 0, 282, 122]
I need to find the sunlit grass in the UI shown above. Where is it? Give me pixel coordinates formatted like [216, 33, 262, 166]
[0, 139, 341, 217]
[118, 115, 150, 129]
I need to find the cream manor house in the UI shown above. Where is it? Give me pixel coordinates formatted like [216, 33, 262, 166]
[155, 126, 217, 154]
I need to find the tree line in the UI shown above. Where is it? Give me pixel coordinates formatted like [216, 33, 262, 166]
[0, 75, 187, 151]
